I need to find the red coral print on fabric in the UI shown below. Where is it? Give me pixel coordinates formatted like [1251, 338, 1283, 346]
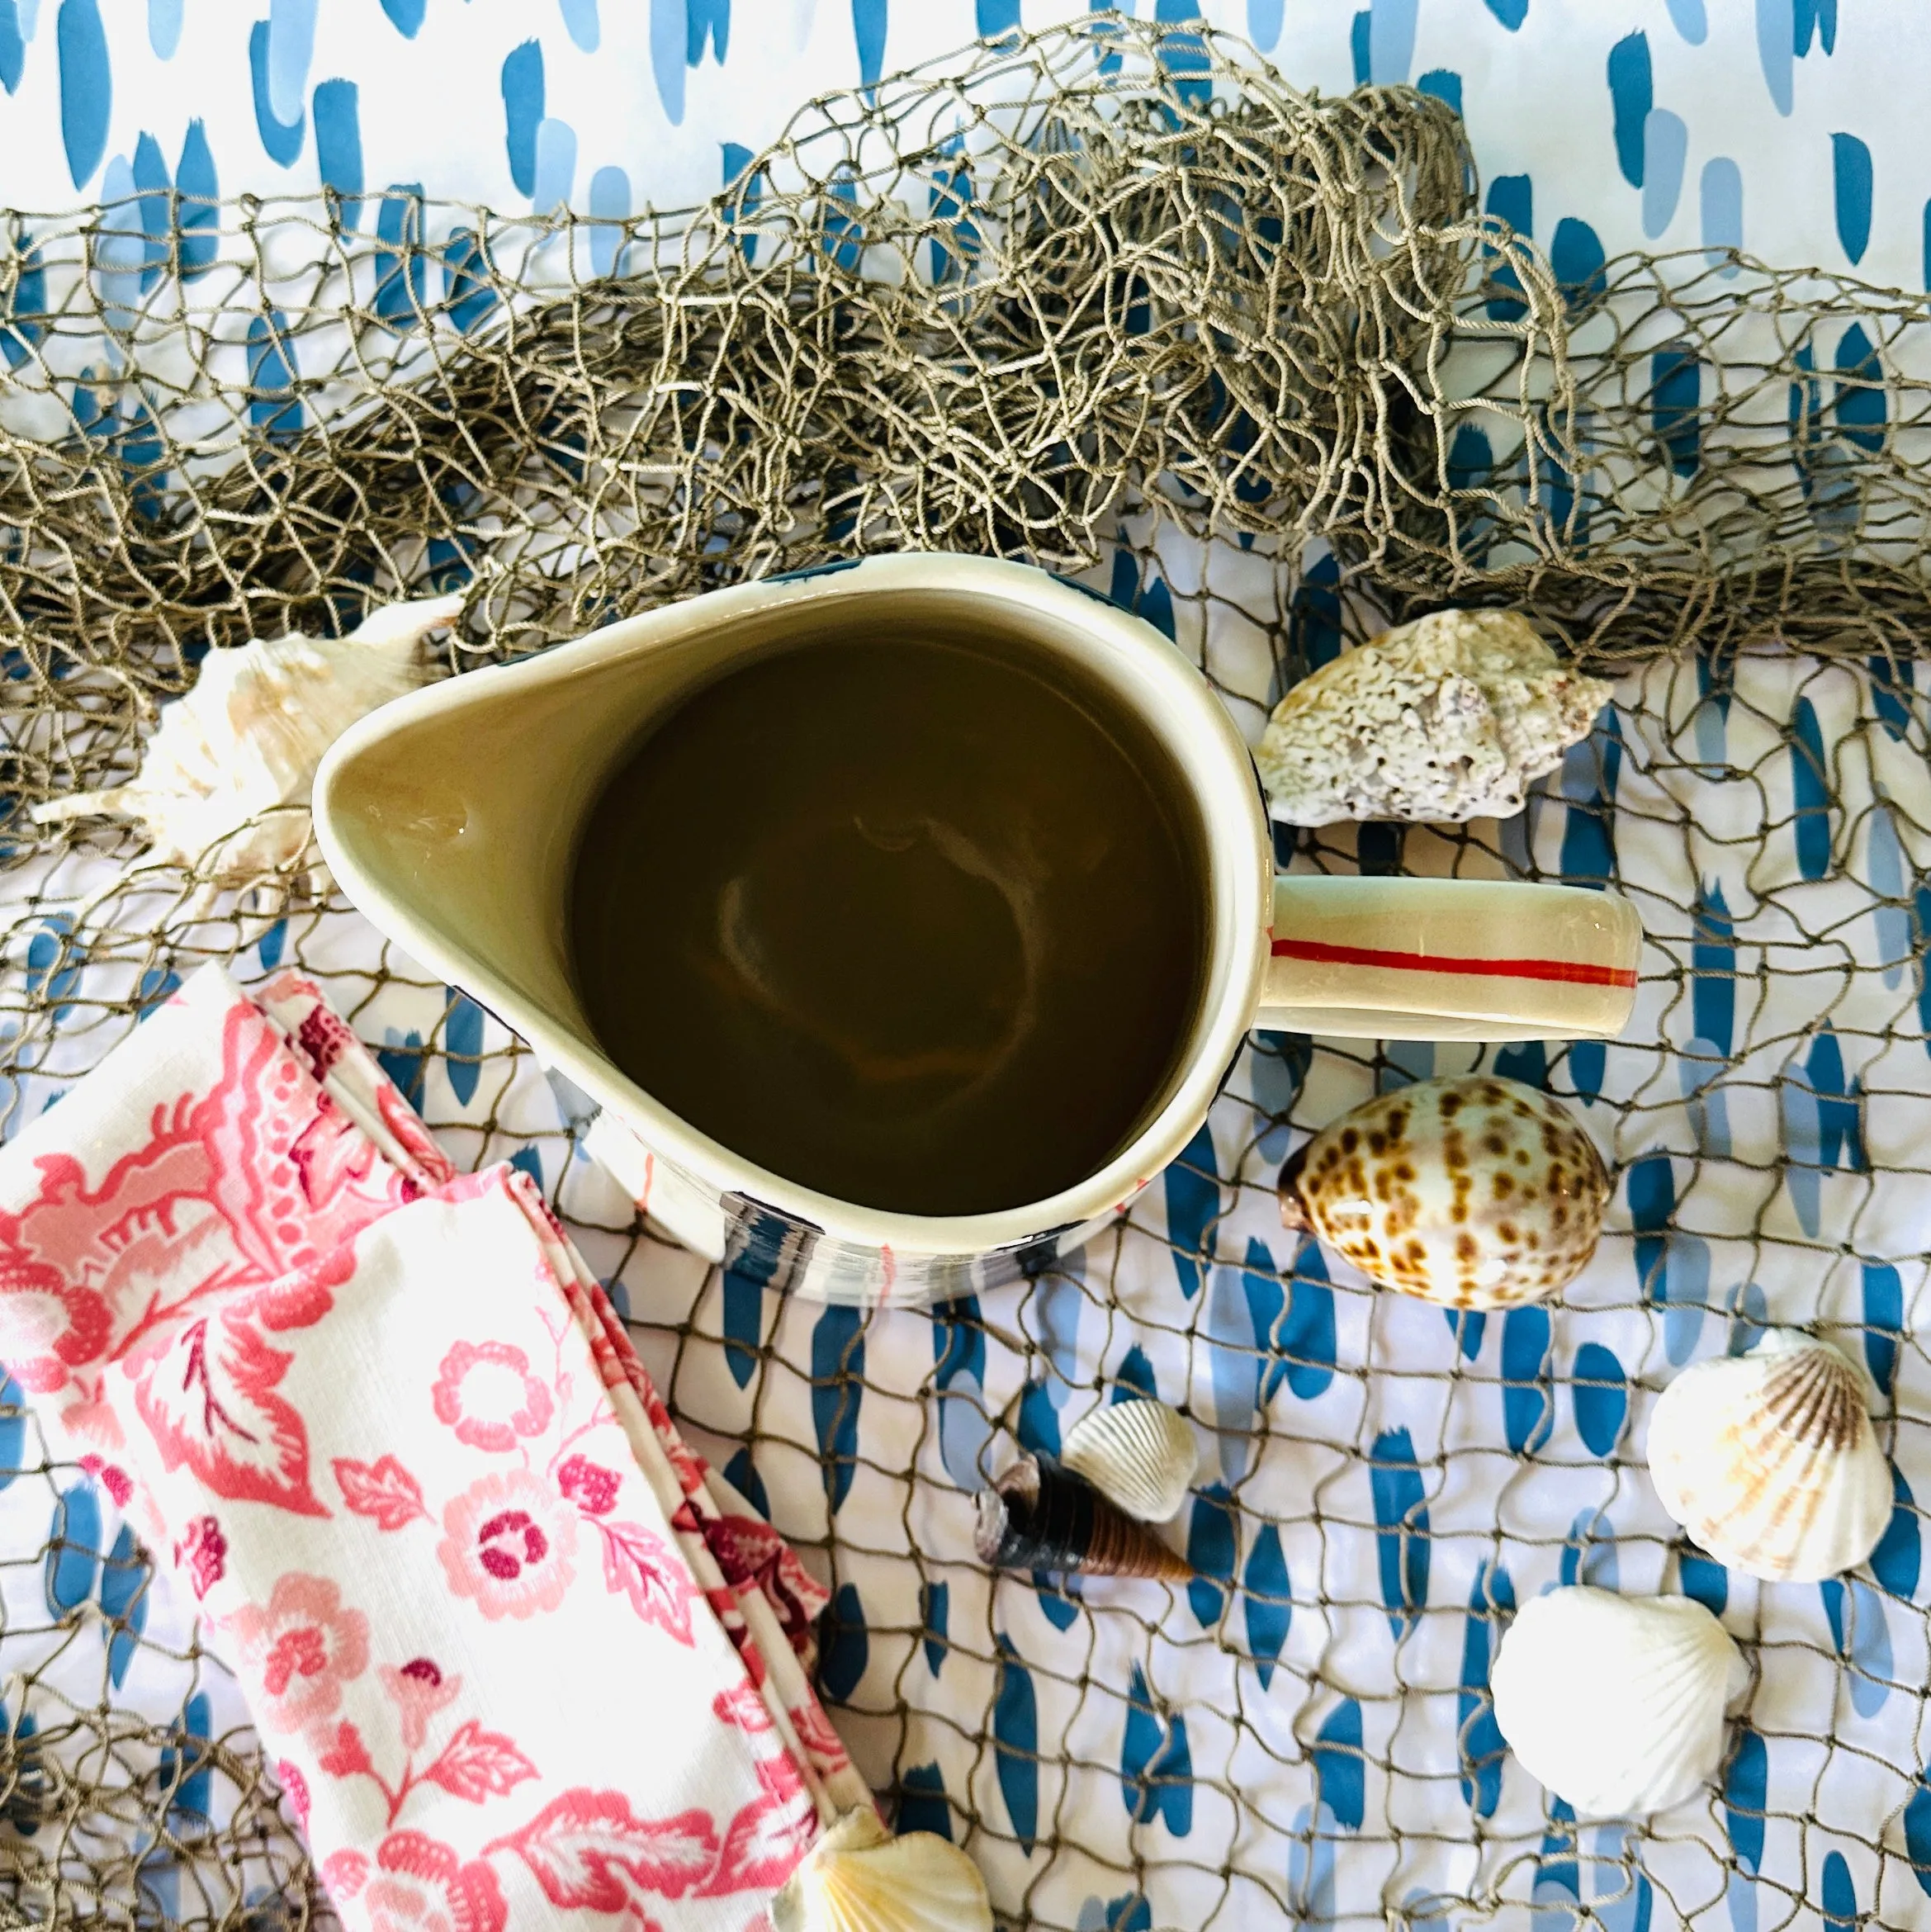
[334, 1454, 429, 1531]
[226, 1571, 369, 1734]
[362, 1829, 508, 1932]
[375, 1079, 458, 1187]
[485, 1788, 721, 1910]
[275, 1757, 311, 1831]
[419, 1721, 539, 1805]
[317, 1718, 375, 1779]
[130, 1309, 331, 1518]
[786, 1696, 853, 1781]
[173, 1513, 226, 1599]
[319, 1848, 368, 1899]
[77, 1453, 133, 1507]
[287, 1095, 384, 1216]
[556, 1453, 619, 1516]
[596, 1518, 699, 1644]
[430, 1340, 553, 1453]
[712, 1682, 775, 1735]
[0, 1254, 110, 1394]
[698, 1760, 817, 1897]
[696, 1510, 827, 1662]
[437, 1470, 578, 1621]
[226, 1237, 357, 1334]
[378, 1657, 462, 1752]
[287, 995, 358, 1082]
[0, 999, 407, 1409]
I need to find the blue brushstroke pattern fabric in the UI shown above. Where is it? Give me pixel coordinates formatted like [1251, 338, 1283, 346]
[0, 10, 1924, 1930]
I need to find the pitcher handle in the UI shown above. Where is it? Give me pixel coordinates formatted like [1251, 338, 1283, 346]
[1257, 876, 1642, 1042]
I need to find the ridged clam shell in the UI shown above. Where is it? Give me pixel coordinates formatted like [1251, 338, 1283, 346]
[1646, 1329, 1891, 1583]
[973, 1454, 1191, 1581]
[1278, 1074, 1609, 1309]
[1060, 1398, 1197, 1522]
[774, 1807, 992, 1932]
[1489, 1586, 1744, 1817]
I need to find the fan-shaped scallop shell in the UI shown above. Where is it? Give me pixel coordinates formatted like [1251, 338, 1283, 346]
[1646, 1328, 1891, 1583]
[774, 1807, 993, 1932]
[1060, 1397, 1197, 1522]
[973, 1454, 1190, 1581]
[1277, 1074, 1610, 1309]
[1489, 1586, 1744, 1817]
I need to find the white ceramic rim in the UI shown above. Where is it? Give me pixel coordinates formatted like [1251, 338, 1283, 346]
[318, 553, 1273, 1256]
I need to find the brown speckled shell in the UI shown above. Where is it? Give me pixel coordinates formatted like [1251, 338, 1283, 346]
[1278, 1075, 1610, 1309]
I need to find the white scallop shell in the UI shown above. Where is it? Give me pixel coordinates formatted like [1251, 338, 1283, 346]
[774, 1808, 993, 1932]
[1061, 1397, 1197, 1522]
[31, 593, 462, 895]
[1489, 1586, 1745, 1817]
[1645, 1328, 1891, 1583]
[1256, 607, 1614, 826]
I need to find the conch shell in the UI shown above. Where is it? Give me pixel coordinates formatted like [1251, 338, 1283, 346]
[1645, 1329, 1892, 1583]
[1278, 1075, 1611, 1309]
[974, 1454, 1190, 1581]
[1489, 1586, 1746, 1817]
[774, 1808, 992, 1932]
[1257, 607, 1612, 825]
[1060, 1397, 1196, 1522]
[32, 593, 463, 899]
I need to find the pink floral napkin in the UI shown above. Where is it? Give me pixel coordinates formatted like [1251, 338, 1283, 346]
[0, 965, 867, 1929]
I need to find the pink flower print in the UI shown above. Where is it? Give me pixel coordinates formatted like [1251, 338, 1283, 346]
[437, 1470, 577, 1622]
[430, 1341, 553, 1453]
[362, 1830, 507, 1932]
[77, 1455, 134, 1508]
[378, 1656, 464, 1752]
[226, 1573, 370, 1734]
[276, 1758, 311, 1831]
[556, 1453, 619, 1516]
[319, 1848, 369, 1901]
[0, 1255, 110, 1395]
[173, 1516, 227, 1600]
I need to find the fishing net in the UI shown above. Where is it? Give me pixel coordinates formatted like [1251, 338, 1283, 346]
[1, 13, 1929, 1926]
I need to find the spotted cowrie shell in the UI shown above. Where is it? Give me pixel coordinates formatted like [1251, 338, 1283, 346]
[1277, 1074, 1611, 1310]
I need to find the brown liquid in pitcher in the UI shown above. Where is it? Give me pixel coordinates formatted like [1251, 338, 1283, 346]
[567, 636, 1207, 1216]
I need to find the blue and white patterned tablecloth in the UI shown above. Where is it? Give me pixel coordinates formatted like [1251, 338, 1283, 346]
[5, 3, 1931, 1930]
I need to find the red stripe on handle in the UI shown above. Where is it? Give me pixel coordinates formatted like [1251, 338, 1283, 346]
[1271, 936, 1638, 990]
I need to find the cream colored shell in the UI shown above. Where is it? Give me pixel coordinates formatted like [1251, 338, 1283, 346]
[1489, 1586, 1745, 1817]
[1279, 1074, 1610, 1309]
[773, 1807, 993, 1932]
[32, 593, 463, 898]
[1061, 1397, 1198, 1522]
[1646, 1329, 1891, 1583]
[1257, 607, 1613, 826]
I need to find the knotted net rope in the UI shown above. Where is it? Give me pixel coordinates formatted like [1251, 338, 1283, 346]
[1, 17, 1929, 1927]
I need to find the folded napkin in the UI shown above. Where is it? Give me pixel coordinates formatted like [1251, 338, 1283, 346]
[0, 965, 867, 1929]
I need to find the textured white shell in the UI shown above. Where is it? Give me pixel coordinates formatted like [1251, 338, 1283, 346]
[1257, 608, 1614, 826]
[1281, 1075, 1611, 1309]
[32, 593, 462, 885]
[1646, 1329, 1891, 1583]
[1489, 1587, 1744, 1817]
[1061, 1397, 1198, 1522]
[773, 1809, 993, 1932]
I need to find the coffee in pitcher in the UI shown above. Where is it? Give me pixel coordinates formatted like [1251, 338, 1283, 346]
[567, 633, 1209, 1216]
